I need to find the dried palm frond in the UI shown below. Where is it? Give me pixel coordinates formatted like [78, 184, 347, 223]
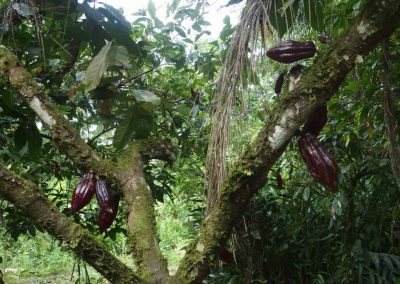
[205, 0, 273, 213]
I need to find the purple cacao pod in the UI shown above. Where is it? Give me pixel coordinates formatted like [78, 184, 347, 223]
[95, 178, 113, 206]
[71, 172, 96, 212]
[98, 198, 119, 233]
[298, 133, 339, 192]
[303, 104, 328, 136]
[266, 40, 317, 64]
[275, 73, 285, 94]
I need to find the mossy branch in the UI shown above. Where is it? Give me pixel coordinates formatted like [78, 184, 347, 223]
[0, 164, 143, 283]
[115, 142, 175, 283]
[176, 0, 400, 282]
[0, 46, 121, 194]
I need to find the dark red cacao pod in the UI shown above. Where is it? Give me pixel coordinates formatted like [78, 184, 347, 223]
[298, 133, 339, 192]
[303, 104, 328, 136]
[98, 198, 119, 233]
[71, 172, 96, 212]
[266, 40, 317, 64]
[276, 174, 283, 189]
[275, 73, 285, 94]
[95, 178, 114, 206]
[96, 178, 119, 232]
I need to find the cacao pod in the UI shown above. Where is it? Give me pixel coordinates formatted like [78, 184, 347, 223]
[266, 40, 317, 64]
[303, 104, 328, 136]
[276, 174, 283, 189]
[71, 172, 96, 212]
[95, 178, 114, 206]
[98, 198, 119, 233]
[274, 73, 285, 94]
[298, 133, 339, 192]
[96, 178, 119, 232]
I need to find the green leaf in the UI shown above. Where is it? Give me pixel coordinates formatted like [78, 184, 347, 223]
[303, 187, 310, 201]
[304, 0, 324, 31]
[113, 105, 154, 151]
[107, 46, 129, 66]
[192, 23, 202, 32]
[223, 16, 231, 26]
[113, 106, 136, 151]
[226, 0, 243, 6]
[148, 0, 156, 18]
[84, 42, 112, 93]
[369, 252, 380, 269]
[133, 90, 161, 105]
[332, 198, 342, 216]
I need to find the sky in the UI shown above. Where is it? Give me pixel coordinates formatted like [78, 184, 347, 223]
[99, 0, 243, 39]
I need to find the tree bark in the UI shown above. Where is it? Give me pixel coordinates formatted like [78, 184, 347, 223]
[176, 0, 400, 282]
[116, 143, 174, 283]
[0, 165, 143, 283]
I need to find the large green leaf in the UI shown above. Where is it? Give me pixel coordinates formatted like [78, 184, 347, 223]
[107, 46, 129, 66]
[113, 105, 154, 151]
[148, 0, 156, 19]
[84, 42, 112, 93]
[133, 90, 161, 105]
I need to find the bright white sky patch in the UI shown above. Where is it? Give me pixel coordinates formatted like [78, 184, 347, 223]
[100, 0, 242, 39]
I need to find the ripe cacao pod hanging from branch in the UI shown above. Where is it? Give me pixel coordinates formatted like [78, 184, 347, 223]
[96, 178, 119, 232]
[298, 133, 339, 192]
[71, 172, 96, 212]
[266, 40, 317, 64]
[98, 199, 119, 233]
[303, 104, 328, 136]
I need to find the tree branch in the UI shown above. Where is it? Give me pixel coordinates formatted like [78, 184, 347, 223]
[115, 142, 174, 283]
[0, 47, 121, 193]
[176, 0, 400, 282]
[0, 164, 143, 284]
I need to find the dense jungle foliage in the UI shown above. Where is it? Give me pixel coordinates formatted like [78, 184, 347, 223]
[1, 0, 400, 283]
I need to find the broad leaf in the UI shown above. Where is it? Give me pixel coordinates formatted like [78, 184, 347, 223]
[107, 46, 129, 66]
[113, 105, 154, 151]
[133, 90, 161, 105]
[84, 42, 112, 93]
[148, 0, 156, 18]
